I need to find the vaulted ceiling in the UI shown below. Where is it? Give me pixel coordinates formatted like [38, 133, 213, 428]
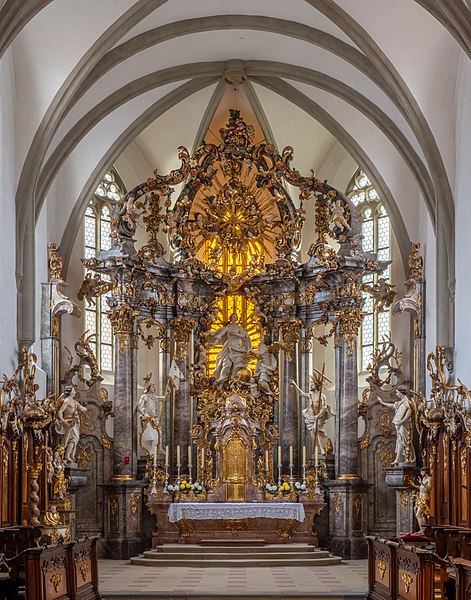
[1, 0, 467, 347]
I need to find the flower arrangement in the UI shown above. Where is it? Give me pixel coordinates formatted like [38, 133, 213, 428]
[294, 481, 307, 493]
[166, 482, 204, 495]
[265, 481, 307, 495]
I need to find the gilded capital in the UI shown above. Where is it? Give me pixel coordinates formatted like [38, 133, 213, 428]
[278, 317, 302, 360]
[334, 308, 364, 355]
[108, 304, 139, 354]
[170, 317, 195, 359]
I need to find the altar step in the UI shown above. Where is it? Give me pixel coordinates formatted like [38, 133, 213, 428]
[130, 544, 342, 567]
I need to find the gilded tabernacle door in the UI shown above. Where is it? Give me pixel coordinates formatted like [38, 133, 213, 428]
[223, 434, 248, 501]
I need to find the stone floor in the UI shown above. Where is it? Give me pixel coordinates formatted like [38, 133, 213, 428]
[98, 559, 368, 599]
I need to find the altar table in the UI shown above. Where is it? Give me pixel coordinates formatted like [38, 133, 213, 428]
[168, 502, 305, 523]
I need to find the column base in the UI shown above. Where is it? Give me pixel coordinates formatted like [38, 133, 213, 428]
[102, 481, 148, 559]
[385, 465, 420, 537]
[324, 479, 370, 559]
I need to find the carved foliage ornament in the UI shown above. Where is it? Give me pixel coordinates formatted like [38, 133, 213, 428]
[108, 305, 139, 353]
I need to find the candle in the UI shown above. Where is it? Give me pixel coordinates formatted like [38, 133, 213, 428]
[188, 445, 192, 465]
[289, 446, 293, 465]
[302, 446, 306, 467]
[315, 446, 318, 466]
[201, 447, 204, 470]
[165, 445, 169, 467]
[176, 445, 181, 465]
[153, 444, 157, 466]
[265, 450, 269, 471]
[278, 445, 282, 463]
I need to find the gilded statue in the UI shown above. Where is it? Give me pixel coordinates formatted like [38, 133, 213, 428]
[378, 386, 416, 465]
[412, 467, 432, 533]
[208, 314, 252, 385]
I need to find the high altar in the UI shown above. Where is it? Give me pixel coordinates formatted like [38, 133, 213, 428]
[4, 109, 410, 561]
[77, 109, 388, 553]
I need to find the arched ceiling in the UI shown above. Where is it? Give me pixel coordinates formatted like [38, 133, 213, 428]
[1, 0, 468, 348]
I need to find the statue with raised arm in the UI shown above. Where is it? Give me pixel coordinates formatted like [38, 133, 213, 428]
[208, 314, 252, 385]
[378, 386, 416, 465]
[137, 378, 165, 456]
[290, 374, 334, 454]
[54, 386, 87, 464]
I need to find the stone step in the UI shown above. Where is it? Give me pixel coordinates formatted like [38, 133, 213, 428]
[142, 543, 323, 554]
[142, 549, 332, 560]
[130, 555, 343, 567]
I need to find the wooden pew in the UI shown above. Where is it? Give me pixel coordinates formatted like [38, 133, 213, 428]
[8, 536, 102, 600]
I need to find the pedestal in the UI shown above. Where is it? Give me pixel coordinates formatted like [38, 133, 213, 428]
[385, 465, 419, 536]
[325, 479, 369, 559]
[102, 481, 147, 559]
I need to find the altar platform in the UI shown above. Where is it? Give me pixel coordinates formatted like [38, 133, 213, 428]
[148, 497, 325, 546]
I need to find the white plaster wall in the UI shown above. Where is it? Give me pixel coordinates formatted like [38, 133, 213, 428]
[0, 51, 19, 371]
[453, 52, 471, 378]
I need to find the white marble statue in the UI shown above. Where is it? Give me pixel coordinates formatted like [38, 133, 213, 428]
[330, 199, 351, 233]
[378, 387, 416, 465]
[54, 386, 87, 464]
[251, 337, 277, 399]
[290, 378, 334, 454]
[208, 314, 252, 385]
[137, 383, 165, 456]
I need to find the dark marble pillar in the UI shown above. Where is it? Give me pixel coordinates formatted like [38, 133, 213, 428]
[170, 318, 194, 475]
[279, 349, 300, 472]
[335, 336, 360, 480]
[108, 306, 138, 481]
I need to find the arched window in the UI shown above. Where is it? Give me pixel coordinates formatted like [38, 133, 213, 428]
[347, 169, 391, 371]
[84, 168, 125, 372]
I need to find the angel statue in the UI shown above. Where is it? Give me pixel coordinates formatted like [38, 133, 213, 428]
[137, 375, 166, 456]
[249, 336, 277, 399]
[54, 386, 87, 464]
[290, 372, 335, 454]
[330, 199, 351, 233]
[378, 386, 416, 465]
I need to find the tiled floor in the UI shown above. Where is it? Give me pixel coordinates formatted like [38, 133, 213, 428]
[98, 559, 368, 598]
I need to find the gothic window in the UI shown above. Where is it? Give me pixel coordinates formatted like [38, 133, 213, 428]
[84, 169, 124, 372]
[347, 169, 391, 371]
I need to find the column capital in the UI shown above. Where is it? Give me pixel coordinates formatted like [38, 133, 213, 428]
[108, 304, 139, 354]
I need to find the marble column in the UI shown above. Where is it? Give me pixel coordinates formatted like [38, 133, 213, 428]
[335, 336, 360, 480]
[170, 318, 194, 475]
[279, 349, 300, 471]
[108, 306, 138, 480]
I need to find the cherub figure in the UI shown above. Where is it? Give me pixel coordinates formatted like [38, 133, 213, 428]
[330, 199, 351, 233]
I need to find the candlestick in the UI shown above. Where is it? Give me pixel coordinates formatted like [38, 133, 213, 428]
[289, 445, 293, 466]
[302, 445, 306, 467]
[176, 445, 181, 466]
[278, 445, 281, 463]
[165, 445, 169, 467]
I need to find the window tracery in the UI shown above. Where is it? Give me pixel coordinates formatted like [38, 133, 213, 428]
[348, 169, 391, 371]
[83, 168, 125, 372]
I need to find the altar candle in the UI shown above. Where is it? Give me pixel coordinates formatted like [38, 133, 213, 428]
[176, 445, 181, 465]
[165, 445, 169, 467]
[201, 448, 204, 470]
[188, 445, 192, 465]
[315, 446, 318, 466]
[278, 445, 282, 464]
[153, 444, 157, 466]
[265, 450, 269, 471]
[289, 446, 293, 465]
[302, 446, 306, 467]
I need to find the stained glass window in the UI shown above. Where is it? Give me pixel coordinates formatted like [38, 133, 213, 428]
[83, 168, 125, 372]
[347, 169, 391, 371]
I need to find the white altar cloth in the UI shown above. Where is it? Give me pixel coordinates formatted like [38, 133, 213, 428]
[168, 502, 305, 523]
